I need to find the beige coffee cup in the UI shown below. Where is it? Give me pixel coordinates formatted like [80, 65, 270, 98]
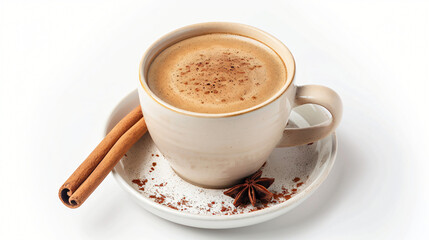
[138, 22, 342, 188]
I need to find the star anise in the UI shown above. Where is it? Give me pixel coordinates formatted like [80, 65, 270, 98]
[224, 171, 275, 207]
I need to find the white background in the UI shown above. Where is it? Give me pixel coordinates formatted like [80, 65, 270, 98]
[1, 0, 428, 239]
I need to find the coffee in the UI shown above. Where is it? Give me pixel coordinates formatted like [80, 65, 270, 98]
[147, 33, 286, 114]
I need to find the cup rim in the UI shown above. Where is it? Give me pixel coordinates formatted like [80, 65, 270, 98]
[139, 22, 296, 118]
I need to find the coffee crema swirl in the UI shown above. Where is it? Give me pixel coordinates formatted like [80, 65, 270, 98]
[147, 33, 286, 114]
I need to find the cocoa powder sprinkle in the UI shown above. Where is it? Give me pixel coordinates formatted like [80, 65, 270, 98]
[131, 172, 306, 215]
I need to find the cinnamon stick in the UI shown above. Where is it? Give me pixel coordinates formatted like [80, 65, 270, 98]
[59, 106, 147, 208]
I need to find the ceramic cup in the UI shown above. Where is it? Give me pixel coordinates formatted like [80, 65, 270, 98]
[138, 22, 342, 188]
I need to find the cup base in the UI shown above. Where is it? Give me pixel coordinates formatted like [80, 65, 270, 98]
[170, 167, 240, 189]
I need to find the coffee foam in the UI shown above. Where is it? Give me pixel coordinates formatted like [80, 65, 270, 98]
[147, 33, 286, 114]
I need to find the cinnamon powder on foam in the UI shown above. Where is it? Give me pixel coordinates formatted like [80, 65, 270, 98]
[147, 33, 286, 114]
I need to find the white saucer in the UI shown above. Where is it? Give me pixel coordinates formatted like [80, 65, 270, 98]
[107, 89, 337, 229]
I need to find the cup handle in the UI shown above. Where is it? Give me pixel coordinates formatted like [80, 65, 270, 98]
[277, 85, 343, 147]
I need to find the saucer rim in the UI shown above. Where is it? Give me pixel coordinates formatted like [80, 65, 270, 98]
[109, 89, 337, 222]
